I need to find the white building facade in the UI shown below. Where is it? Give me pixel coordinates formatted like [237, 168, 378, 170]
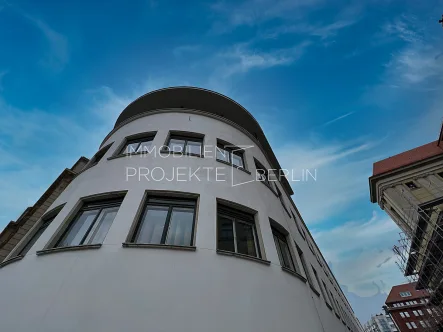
[363, 314, 398, 332]
[0, 87, 362, 332]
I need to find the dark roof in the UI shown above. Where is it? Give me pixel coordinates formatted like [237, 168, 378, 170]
[113, 86, 293, 195]
[385, 282, 429, 304]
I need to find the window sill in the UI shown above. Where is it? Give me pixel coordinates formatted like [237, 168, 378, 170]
[36, 244, 102, 256]
[216, 249, 271, 265]
[216, 159, 251, 175]
[281, 266, 307, 283]
[108, 152, 151, 160]
[310, 283, 321, 297]
[122, 243, 196, 251]
[259, 180, 279, 197]
[0, 255, 23, 268]
[160, 150, 203, 158]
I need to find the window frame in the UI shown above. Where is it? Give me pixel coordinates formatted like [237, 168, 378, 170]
[53, 197, 123, 249]
[18, 216, 55, 256]
[254, 158, 271, 187]
[291, 211, 306, 240]
[118, 136, 155, 156]
[296, 244, 314, 285]
[271, 225, 296, 272]
[216, 140, 247, 171]
[400, 291, 412, 297]
[216, 203, 261, 259]
[312, 265, 328, 301]
[5, 204, 65, 260]
[87, 142, 113, 168]
[165, 132, 204, 157]
[129, 196, 198, 247]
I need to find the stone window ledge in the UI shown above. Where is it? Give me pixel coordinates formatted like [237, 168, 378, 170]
[216, 249, 271, 265]
[122, 243, 196, 251]
[36, 244, 102, 256]
[0, 255, 23, 268]
[281, 266, 307, 283]
[310, 283, 321, 297]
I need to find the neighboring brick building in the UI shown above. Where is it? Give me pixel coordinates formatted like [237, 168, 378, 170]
[385, 282, 442, 331]
[0, 157, 88, 262]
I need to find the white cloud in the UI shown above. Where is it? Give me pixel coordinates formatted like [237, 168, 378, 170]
[320, 111, 356, 127]
[263, 19, 357, 40]
[22, 13, 69, 71]
[210, 0, 324, 32]
[217, 41, 311, 77]
[313, 211, 405, 296]
[173, 44, 201, 58]
[0, 70, 7, 91]
[275, 137, 382, 223]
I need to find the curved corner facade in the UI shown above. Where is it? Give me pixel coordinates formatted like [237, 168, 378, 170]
[0, 87, 363, 332]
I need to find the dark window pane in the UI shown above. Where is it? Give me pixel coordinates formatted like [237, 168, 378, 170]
[124, 142, 140, 154]
[218, 215, 235, 252]
[168, 139, 185, 153]
[138, 140, 152, 153]
[216, 146, 230, 162]
[278, 238, 295, 270]
[273, 234, 284, 265]
[57, 209, 100, 247]
[84, 206, 119, 244]
[235, 221, 257, 257]
[165, 207, 194, 246]
[135, 205, 169, 244]
[232, 153, 244, 168]
[19, 218, 54, 256]
[186, 141, 202, 155]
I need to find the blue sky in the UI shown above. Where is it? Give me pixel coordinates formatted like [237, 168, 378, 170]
[1, 0, 442, 323]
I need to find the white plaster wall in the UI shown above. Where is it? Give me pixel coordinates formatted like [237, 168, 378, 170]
[0, 110, 360, 332]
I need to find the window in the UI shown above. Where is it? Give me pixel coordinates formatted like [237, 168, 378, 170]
[400, 312, 405, 318]
[404, 312, 410, 317]
[291, 212, 306, 240]
[130, 197, 197, 246]
[312, 266, 326, 299]
[419, 321, 426, 328]
[406, 322, 412, 329]
[55, 198, 122, 248]
[307, 240, 315, 254]
[405, 182, 419, 190]
[427, 309, 432, 315]
[254, 159, 271, 186]
[272, 226, 296, 271]
[166, 134, 203, 156]
[417, 310, 423, 316]
[438, 171, 443, 179]
[275, 186, 291, 217]
[217, 204, 260, 258]
[216, 141, 246, 169]
[119, 135, 154, 155]
[413, 311, 418, 316]
[296, 244, 313, 284]
[410, 322, 417, 329]
[400, 291, 411, 297]
[88, 143, 112, 167]
[19, 215, 56, 256]
[322, 280, 333, 308]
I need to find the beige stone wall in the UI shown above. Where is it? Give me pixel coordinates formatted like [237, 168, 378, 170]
[0, 157, 88, 263]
